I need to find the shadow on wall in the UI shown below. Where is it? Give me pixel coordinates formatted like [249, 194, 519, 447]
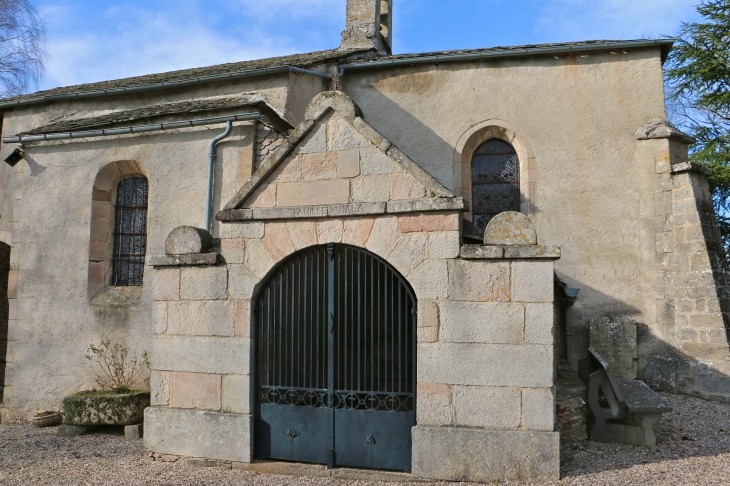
[561, 274, 730, 402]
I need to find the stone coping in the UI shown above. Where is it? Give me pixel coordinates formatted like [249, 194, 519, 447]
[460, 244, 561, 260]
[217, 198, 468, 222]
[671, 161, 713, 176]
[147, 253, 221, 267]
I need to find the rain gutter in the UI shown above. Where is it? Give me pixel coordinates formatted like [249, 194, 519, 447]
[0, 65, 332, 111]
[206, 121, 233, 234]
[339, 39, 676, 75]
[2, 112, 264, 144]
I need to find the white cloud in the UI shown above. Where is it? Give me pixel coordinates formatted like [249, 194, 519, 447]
[535, 0, 699, 41]
[36, 1, 345, 91]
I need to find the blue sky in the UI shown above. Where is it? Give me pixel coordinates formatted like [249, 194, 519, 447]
[35, 0, 701, 92]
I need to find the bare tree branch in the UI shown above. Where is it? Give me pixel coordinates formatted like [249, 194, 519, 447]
[0, 0, 46, 97]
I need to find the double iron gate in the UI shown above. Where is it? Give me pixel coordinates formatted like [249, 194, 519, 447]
[255, 244, 417, 471]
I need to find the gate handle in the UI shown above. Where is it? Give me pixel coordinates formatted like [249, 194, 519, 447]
[365, 434, 376, 445]
[286, 429, 300, 439]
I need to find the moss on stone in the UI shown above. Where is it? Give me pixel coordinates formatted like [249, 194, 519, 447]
[63, 389, 150, 426]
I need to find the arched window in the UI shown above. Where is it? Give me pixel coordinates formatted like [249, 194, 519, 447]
[111, 176, 149, 286]
[471, 139, 520, 232]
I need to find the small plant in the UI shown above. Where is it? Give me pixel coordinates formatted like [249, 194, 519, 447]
[34, 411, 57, 417]
[85, 341, 150, 393]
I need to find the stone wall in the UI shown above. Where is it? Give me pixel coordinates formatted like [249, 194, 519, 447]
[640, 159, 730, 400]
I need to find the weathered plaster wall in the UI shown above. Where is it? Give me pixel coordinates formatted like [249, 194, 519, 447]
[0, 122, 258, 422]
[341, 49, 715, 387]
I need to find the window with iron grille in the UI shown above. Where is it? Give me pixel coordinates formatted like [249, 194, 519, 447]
[112, 176, 148, 286]
[471, 139, 520, 232]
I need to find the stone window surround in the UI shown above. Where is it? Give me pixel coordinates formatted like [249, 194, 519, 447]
[88, 160, 150, 302]
[454, 119, 536, 223]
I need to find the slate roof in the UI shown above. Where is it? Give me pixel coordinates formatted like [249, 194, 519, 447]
[0, 39, 674, 109]
[0, 47, 369, 105]
[342, 39, 675, 65]
[21, 94, 292, 135]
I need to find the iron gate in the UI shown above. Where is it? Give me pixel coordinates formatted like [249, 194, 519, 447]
[254, 244, 417, 471]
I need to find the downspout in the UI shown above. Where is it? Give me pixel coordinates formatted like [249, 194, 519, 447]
[206, 121, 233, 234]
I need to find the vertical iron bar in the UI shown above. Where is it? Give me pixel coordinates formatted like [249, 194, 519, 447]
[399, 282, 403, 393]
[344, 247, 348, 392]
[357, 251, 361, 393]
[267, 284, 271, 388]
[303, 254, 308, 389]
[278, 270, 283, 387]
[315, 249, 320, 390]
[327, 244, 336, 469]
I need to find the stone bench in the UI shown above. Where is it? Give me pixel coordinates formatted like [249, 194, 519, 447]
[578, 348, 671, 447]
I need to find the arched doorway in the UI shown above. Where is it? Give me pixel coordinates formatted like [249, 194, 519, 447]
[254, 244, 417, 471]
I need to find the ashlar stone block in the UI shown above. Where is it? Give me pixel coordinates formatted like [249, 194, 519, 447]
[399, 213, 459, 233]
[428, 231, 460, 259]
[276, 179, 350, 207]
[153, 336, 251, 375]
[286, 221, 318, 250]
[167, 301, 235, 337]
[268, 155, 301, 182]
[342, 218, 374, 247]
[522, 388, 555, 432]
[525, 303, 554, 345]
[361, 147, 401, 175]
[410, 259, 449, 300]
[387, 233, 428, 278]
[454, 386, 521, 428]
[365, 216, 399, 259]
[417, 300, 439, 343]
[327, 118, 371, 151]
[261, 223, 295, 262]
[145, 408, 253, 463]
[412, 426, 559, 482]
[245, 183, 276, 209]
[440, 302, 524, 344]
[154, 302, 168, 335]
[220, 238, 245, 265]
[228, 265, 259, 301]
[417, 383, 453, 426]
[169, 372, 221, 411]
[234, 301, 251, 338]
[390, 173, 426, 200]
[511, 261, 553, 303]
[152, 268, 180, 301]
[352, 175, 390, 203]
[336, 149, 360, 178]
[317, 220, 343, 244]
[418, 343, 553, 388]
[448, 260, 510, 302]
[293, 122, 327, 154]
[220, 222, 264, 240]
[244, 239, 275, 279]
[181, 266, 227, 301]
[150, 371, 170, 406]
[302, 152, 337, 181]
[222, 375, 253, 415]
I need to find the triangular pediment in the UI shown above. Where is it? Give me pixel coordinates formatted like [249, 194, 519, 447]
[219, 91, 460, 221]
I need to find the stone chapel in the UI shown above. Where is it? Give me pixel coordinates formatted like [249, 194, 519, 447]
[0, 0, 727, 482]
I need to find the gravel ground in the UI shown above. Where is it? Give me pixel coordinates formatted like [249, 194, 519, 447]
[1, 392, 729, 485]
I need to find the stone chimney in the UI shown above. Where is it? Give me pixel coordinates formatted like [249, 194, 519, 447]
[340, 0, 392, 55]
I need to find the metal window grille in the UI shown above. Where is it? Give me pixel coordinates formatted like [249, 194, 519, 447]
[112, 176, 148, 286]
[471, 139, 520, 232]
